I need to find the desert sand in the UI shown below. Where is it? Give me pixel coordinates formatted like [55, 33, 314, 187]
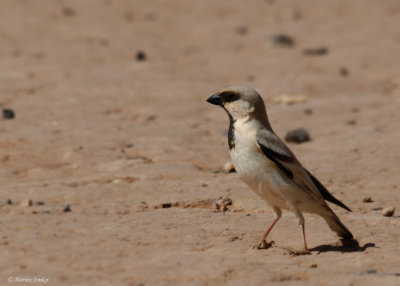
[0, 0, 399, 285]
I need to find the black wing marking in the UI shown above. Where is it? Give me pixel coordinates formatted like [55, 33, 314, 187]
[258, 134, 352, 211]
[258, 142, 294, 179]
[305, 170, 352, 212]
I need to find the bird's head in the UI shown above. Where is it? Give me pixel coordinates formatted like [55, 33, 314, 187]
[207, 86, 268, 122]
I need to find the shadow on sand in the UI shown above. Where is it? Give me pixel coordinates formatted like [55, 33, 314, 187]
[310, 239, 376, 254]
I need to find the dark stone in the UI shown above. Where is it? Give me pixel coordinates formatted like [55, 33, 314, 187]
[304, 108, 313, 115]
[345, 119, 356, 125]
[339, 67, 349, 76]
[247, 75, 255, 82]
[62, 7, 76, 17]
[269, 34, 295, 47]
[303, 47, 329, 56]
[136, 51, 146, 61]
[285, 128, 311, 143]
[124, 11, 134, 22]
[236, 26, 248, 35]
[2, 109, 15, 119]
[362, 197, 373, 203]
[63, 204, 71, 212]
[32, 201, 45, 206]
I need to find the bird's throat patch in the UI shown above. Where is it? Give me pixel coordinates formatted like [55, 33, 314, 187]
[228, 113, 235, 150]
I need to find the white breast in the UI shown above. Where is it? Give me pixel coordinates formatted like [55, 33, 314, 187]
[229, 117, 290, 209]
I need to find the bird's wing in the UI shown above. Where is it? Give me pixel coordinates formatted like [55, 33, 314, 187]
[256, 129, 351, 211]
[256, 129, 325, 201]
[304, 170, 352, 211]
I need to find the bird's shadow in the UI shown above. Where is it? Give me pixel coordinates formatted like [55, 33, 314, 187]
[310, 239, 375, 254]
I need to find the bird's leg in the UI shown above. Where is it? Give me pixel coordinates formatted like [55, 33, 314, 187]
[290, 210, 311, 255]
[290, 224, 311, 255]
[254, 208, 281, 249]
[254, 216, 279, 249]
[300, 224, 309, 252]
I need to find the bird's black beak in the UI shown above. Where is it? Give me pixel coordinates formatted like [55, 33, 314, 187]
[206, 93, 223, 106]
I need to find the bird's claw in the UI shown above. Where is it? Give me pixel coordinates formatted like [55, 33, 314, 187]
[253, 240, 275, 250]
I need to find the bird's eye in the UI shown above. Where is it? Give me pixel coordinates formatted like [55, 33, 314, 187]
[224, 92, 238, 102]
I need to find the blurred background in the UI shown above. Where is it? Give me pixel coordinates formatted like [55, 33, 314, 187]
[0, 0, 399, 285]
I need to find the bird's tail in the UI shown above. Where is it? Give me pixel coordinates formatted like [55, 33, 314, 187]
[322, 207, 353, 239]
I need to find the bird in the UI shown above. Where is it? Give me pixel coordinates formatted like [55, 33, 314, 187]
[206, 86, 353, 254]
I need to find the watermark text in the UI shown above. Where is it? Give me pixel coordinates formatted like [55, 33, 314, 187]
[8, 276, 49, 284]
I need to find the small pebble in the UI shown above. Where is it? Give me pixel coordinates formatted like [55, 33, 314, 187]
[303, 47, 329, 56]
[2, 109, 15, 119]
[269, 34, 295, 48]
[345, 119, 356, 125]
[362, 197, 373, 203]
[310, 264, 318, 268]
[236, 26, 248, 35]
[224, 162, 236, 173]
[62, 7, 76, 17]
[63, 204, 72, 212]
[247, 75, 255, 82]
[339, 67, 349, 77]
[20, 199, 33, 207]
[136, 51, 146, 61]
[145, 115, 157, 121]
[124, 11, 134, 22]
[293, 10, 302, 20]
[33, 210, 50, 215]
[228, 236, 240, 242]
[32, 201, 45, 206]
[285, 128, 311, 143]
[213, 197, 233, 212]
[304, 108, 313, 115]
[382, 206, 395, 217]
[139, 201, 149, 211]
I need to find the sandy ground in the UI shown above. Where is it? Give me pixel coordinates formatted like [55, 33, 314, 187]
[0, 0, 400, 285]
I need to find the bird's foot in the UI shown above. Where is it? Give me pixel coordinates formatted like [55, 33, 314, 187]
[253, 240, 274, 250]
[289, 249, 311, 256]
